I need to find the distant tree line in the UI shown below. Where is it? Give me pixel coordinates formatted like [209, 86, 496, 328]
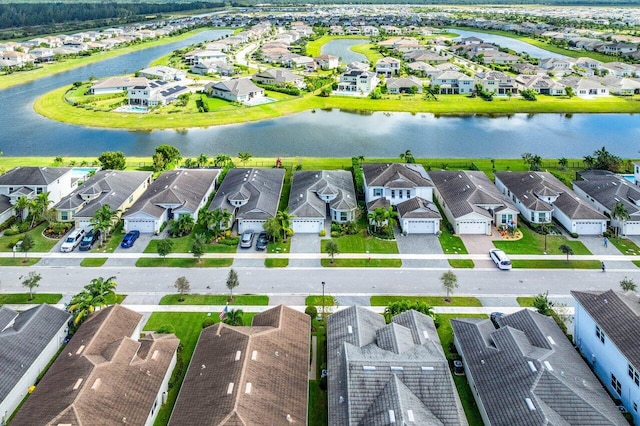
[233, 0, 640, 5]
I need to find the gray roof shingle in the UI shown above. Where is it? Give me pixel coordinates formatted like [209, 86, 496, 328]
[363, 163, 433, 189]
[573, 170, 640, 218]
[289, 170, 356, 219]
[0, 167, 72, 186]
[396, 197, 441, 219]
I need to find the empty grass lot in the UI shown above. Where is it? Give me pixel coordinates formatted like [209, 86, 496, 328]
[370, 295, 482, 307]
[306, 295, 337, 306]
[0, 293, 62, 304]
[159, 294, 269, 305]
[493, 224, 591, 255]
[320, 234, 399, 254]
[265, 258, 289, 267]
[136, 258, 233, 267]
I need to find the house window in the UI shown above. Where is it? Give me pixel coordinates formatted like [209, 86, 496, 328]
[634, 402, 638, 412]
[61, 211, 68, 221]
[36, 187, 43, 194]
[399, 191, 403, 199]
[596, 325, 605, 344]
[539, 213, 546, 222]
[406, 190, 411, 198]
[629, 364, 639, 386]
[530, 212, 535, 222]
[340, 212, 347, 221]
[373, 188, 382, 197]
[612, 373, 622, 395]
[391, 190, 396, 198]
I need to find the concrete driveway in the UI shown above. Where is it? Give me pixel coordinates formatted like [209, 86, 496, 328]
[577, 235, 636, 270]
[459, 233, 496, 268]
[105, 232, 157, 267]
[289, 234, 321, 268]
[394, 228, 448, 268]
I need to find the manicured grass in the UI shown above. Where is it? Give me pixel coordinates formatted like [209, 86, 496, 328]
[448, 259, 475, 268]
[517, 297, 536, 307]
[0, 223, 59, 253]
[634, 261, 640, 268]
[0, 293, 62, 304]
[350, 42, 384, 64]
[436, 314, 486, 426]
[93, 222, 125, 254]
[267, 239, 292, 254]
[493, 224, 591, 255]
[321, 258, 402, 267]
[0, 257, 40, 266]
[438, 226, 468, 255]
[144, 236, 237, 253]
[370, 295, 482, 307]
[306, 35, 368, 58]
[306, 295, 336, 306]
[105, 293, 126, 305]
[321, 234, 399, 254]
[159, 294, 269, 305]
[609, 237, 640, 256]
[80, 257, 107, 267]
[136, 258, 233, 267]
[265, 258, 289, 268]
[512, 259, 601, 269]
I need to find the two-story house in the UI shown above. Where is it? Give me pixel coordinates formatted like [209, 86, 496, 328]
[374, 57, 401, 77]
[431, 71, 474, 95]
[474, 71, 519, 96]
[335, 70, 380, 96]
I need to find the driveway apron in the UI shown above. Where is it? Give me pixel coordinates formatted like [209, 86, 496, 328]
[394, 229, 448, 268]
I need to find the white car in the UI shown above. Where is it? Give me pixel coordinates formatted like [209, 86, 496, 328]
[489, 249, 512, 270]
[60, 229, 86, 253]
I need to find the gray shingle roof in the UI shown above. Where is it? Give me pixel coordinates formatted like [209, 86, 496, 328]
[0, 194, 11, 213]
[328, 306, 466, 426]
[572, 290, 640, 370]
[451, 310, 627, 426]
[0, 305, 70, 405]
[208, 77, 262, 96]
[397, 197, 441, 219]
[428, 170, 516, 219]
[54, 170, 152, 219]
[573, 170, 640, 218]
[0, 166, 72, 186]
[289, 170, 356, 219]
[123, 169, 219, 219]
[208, 168, 285, 220]
[363, 163, 433, 189]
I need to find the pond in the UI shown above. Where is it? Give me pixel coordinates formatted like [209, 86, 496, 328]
[321, 38, 368, 64]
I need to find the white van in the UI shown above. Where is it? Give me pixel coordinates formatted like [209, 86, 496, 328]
[489, 249, 512, 270]
[60, 229, 86, 253]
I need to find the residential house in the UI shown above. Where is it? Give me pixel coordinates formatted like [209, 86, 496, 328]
[452, 309, 627, 426]
[314, 54, 340, 70]
[573, 290, 640, 425]
[599, 75, 640, 95]
[603, 42, 637, 55]
[570, 57, 604, 73]
[169, 305, 310, 425]
[404, 49, 449, 64]
[474, 71, 519, 95]
[386, 76, 423, 94]
[516, 75, 566, 95]
[538, 57, 574, 76]
[252, 68, 304, 88]
[54, 170, 152, 230]
[128, 80, 191, 107]
[406, 61, 438, 77]
[429, 170, 518, 235]
[375, 56, 401, 77]
[29, 48, 55, 63]
[573, 170, 640, 235]
[123, 169, 219, 234]
[184, 49, 227, 65]
[89, 76, 148, 95]
[559, 76, 609, 97]
[208, 168, 285, 233]
[288, 170, 357, 233]
[0, 305, 70, 424]
[0, 51, 32, 68]
[481, 49, 520, 65]
[330, 25, 344, 35]
[431, 71, 474, 95]
[335, 70, 379, 96]
[137, 65, 185, 81]
[328, 306, 467, 425]
[600, 61, 638, 77]
[205, 78, 264, 104]
[362, 25, 379, 36]
[346, 61, 370, 72]
[190, 59, 235, 76]
[11, 305, 179, 426]
[495, 171, 607, 235]
[363, 163, 440, 234]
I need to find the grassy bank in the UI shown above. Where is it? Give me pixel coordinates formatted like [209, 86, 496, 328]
[306, 35, 368, 58]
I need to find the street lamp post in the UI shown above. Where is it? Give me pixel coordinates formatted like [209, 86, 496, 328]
[321, 281, 326, 321]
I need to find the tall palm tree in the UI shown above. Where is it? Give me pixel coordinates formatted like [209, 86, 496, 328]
[68, 276, 118, 325]
[611, 202, 630, 237]
[29, 191, 52, 227]
[214, 154, 231, 167]
[14, 195, 30, 221]
[223, 309, 244, 326]
[90, 205, 118, 246]
[197, 153, 209, 168]
[238, 152, 252, 166]
[277, 210, 294, 242]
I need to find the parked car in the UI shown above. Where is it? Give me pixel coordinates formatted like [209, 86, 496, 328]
[79, 230, 101, 251]
[120, 230, 140, 248]
[240, 230, 255, 248]
[60, 229, 86, 252]
[255, 232, 268, 251]
[489, 248, 512, 270]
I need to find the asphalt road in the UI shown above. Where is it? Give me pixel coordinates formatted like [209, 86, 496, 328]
[0, 266, 631, 299]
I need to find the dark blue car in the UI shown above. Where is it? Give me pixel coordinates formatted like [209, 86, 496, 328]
[120, 230, 140, 248]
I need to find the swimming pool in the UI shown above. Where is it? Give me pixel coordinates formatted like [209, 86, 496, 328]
[71, 167, 99, 179]
[622, 175, 636, 184]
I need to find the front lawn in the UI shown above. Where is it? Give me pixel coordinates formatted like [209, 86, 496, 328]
[370, 295, 482, 307]
[448, 259, 475, 268]
[267, 239, 292, 254]
[320, 234, 399, 254]
[321, 258, 402, 267]
[609, 237, 640, 256]
[159, 294, 269, 305]
[0, 223, 58, 253]
[0, 293, 62, 304]
[80, 257, 107, 267]
[493, 224, 591, 255]
[136, 258, 233, 267]
[92, 222, 124, 253]
[512, 259, 601, 269]
[306, 295, 336, 306]
[517, 297, 536, 307]
[0, 257, 40, 266]
[144, 236, 238, 254]
[265, 258, 289, 267]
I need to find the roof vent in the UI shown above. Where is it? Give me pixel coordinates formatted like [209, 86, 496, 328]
[91, 378, 102, 390]
[389, 410, 396, 423]
[73, 378, 83, 390]
[422, 330, 429, 339]
[76, 345, 85, 355]
[363, 365, 376, 371]
[391, 366, 403, 372]
[407, 410, 414, 422]
[227, 382, 234, 394]
[421, 366, 435, 372]
[245, 382, 252, 394]
[251, 350, 258, 361]
[525, 398, 536, 411]
[544, 361, 553, 371]
[286, 414, 292, 423]
[528, 361, 537, 373]
[339, 396, 344, 403]
[151, 350, 159, 360]
[235, 351, 242, 361]
[546, 336, 556, 345]
[347, 325, 353, 334]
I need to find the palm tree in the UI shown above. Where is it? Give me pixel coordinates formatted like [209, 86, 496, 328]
[14, 195, 30, 221]
[29, 191, 52, 228]
[558, 157, 568, 170]
[238, 152, 252, 166]
[68, 276, 118, 325]
[90, 205, 118, 246]
[197, 153, 209, 168]
[214, 154, 231, 167]
[559, 244, 574, 261]
[611, 202, 630, 237]
[223, 308, 244, 326]
[277, 210, 294, 242]
[399, 149, 415, 163]
[325, 240, 339, 264]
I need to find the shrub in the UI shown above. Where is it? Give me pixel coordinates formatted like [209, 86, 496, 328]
[330, 230, 340, 238]
[4, 225, 19, 236]
[570, 232, 579, 239]
[331, 223, 341, 232]
[17, 221, 30, 233]
[156, 324, 176, 334]
[202, 318, 215, 329]
[305, 305, 318, 318]
[219, 237, 240, 246]
[319, 229, 326, 237]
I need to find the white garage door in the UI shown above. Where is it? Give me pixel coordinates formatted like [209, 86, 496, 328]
[239, 220, 264, 234]
[127, 220, 156, 234]
[624, 222, 640, 236]
[575, 221, 602, 235]
[458, 220, 487, 235]
[406, 220, 435, 234]
[292, 220, 323, 234]
[76, 220, 92, 231]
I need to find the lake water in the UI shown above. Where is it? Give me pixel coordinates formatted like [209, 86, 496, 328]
[450, 28, 568, 59]
[0, 29, 637, 159]
[321, 39, 368, 64]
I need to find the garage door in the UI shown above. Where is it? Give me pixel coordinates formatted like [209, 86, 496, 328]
[127, 220, 156, 234]
[624, 222, 640, 236]
[239, 220, 264, 234]
[76, 220, 92, 231]
[575, 221, 602, 235]
[292, 220, 323, 234]
[458, 221, 487, 235]
[406, 220, 435, 234]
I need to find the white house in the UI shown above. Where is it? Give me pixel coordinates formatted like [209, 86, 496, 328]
[431, 71, 474, 95]
[559, 76, 609, 97]
[0, 305, 70, 424]
[335, 70, 379, 96]
[89, 76, 148, 95]
[474, 71, 519, 96]
[128, 80, 191, 107]
[374, 57, 401, 77]
[137, 65, 186, 81]
[314, 54, 339, 70]
[205, 78, 264, 104]
[123, 169, 219, 234]
[572, 290, 640, 426]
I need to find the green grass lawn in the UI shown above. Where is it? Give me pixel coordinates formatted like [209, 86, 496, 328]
[436, 314, 486, 426]
[306, 295, 336, 306]
[159, 294, 269, 305]
[0, 257, 40, 266]
[350, 42, 384, 64]
[267, 239, 292, 254]
[305, 35, 368, 58]
[80, 257, 107, 267]
[512, 259, 601, 269]
[448, 259, 475, 268]
[517, 297, 536, 307]
[321, 258, 402, 267]
[92, 223, 125, 254]
[493, 224, 591, 255]
[370, 295, 482, 307]
[0, 223, 59, 253]
[0, 293, 62, 304]
[320, 234, 399, 254]
[136, 258, 233, 267]
[265, 258, 289, 267]
[144, 236, 237, 254]
[609, 236, 640, 256]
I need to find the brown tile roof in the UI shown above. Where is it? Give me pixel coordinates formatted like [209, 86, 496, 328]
[169, 305, 310, 426]
[11, 305, 179, 426]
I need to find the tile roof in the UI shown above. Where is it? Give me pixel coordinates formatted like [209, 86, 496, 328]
[11, 305, 179, 426]
[123, 169, 218, 219]
[0, 166, 72, 187]
[169, 305, 310, 425]
[0, 305, 70, 404]
[208, 168, 285, 221]
[363, 163, 433, 189]
[289, 170, 356, 219]
[328, 306, 466, 426]
[451, 310, 626, 426]
[396, 197, 441, 219]
[572, 290, 640, 369]
[428, 170, 516, 219]
[54, 170, 152, 219]
[573, 170, 640, 218]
